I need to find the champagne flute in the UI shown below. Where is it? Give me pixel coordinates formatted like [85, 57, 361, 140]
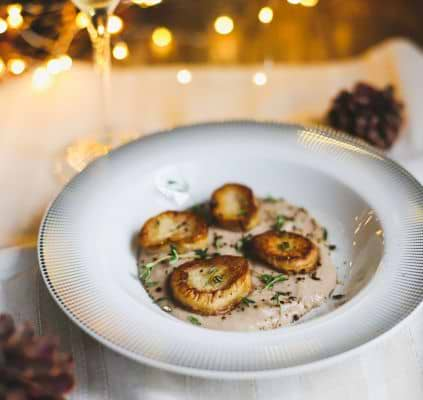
[58, 0, 120, 179]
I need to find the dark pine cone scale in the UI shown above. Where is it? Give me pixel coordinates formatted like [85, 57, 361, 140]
[327, 82, 404, 150]
[0, 314, 75, 400]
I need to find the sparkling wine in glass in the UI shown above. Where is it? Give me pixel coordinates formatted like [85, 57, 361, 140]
[58, 0, 120, 179]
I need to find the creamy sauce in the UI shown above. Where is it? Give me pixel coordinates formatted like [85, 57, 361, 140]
[139, 199, 337, 331]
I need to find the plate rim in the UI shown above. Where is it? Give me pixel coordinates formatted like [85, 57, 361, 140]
[38, 120, 423, 379]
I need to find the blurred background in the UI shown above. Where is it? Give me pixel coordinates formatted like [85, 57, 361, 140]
[0, 0, 422, 80]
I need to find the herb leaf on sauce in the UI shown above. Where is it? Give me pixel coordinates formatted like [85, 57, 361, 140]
[241, 297, 256, 307]
[260, 274, 288, 289]
[235, 234, 252, 253]
[273, 215, 286, 232]
[194, 248, 209, 259]
[187, 316, 202, 326]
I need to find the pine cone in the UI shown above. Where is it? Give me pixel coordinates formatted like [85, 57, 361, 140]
[326, 82, 404, 150]
[0, 314, 75, 400]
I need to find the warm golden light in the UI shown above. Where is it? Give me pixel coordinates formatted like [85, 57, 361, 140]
[7, 4, 23, 16]
[258, 7, 273, 24]
[46, 59, 62, 75]
[0, 18, 8, 34]
[253, 71, 267, 86]
[287, 0, 301, 4]
[112, 42, 129, 60]
[107, 15, 123, 34]
[301, 0, 319, 6]
[7, 58, 26, 75]
[76, 12, 89, 29]
[58, 55, 72, 71]
[176, 69, 192, 85]
[32, 67, 53, 90]
[7, 13, 23, 29]
[152, 27, 173, 47]
[214, 16, 234, 35]
[0, 58, 5, 76]
[132, 0, 162, 7]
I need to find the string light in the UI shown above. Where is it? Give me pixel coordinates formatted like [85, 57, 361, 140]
[152, 27, 172, 47]
[176, 69, 192, 85]
[214, 16, 234, 35]
[258, 7, 273, 24]
[112, 41, 129, 60]
[0, 18, 7, 34]
[7, 3, 23, 29]
[287, 0, 301, 4]
[252, 71, 267, 86]
[132, 0, 162, 7]
[46, 58, 62, 75]
[300, 0, 319, 6]
[76, 12, 89, 29]
[0, 58, 5, 76]
[7, 4, 22, 15]
[107, 15, 123, 34]
[7, 58, 26, 75]
[58, 55, 72, 71]
[32, 67, 53, 90]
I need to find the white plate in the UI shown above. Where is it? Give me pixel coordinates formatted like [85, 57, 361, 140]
[38, 122, 423, 379]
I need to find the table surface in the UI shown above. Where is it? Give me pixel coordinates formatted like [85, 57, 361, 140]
[2, 38, 423, 398]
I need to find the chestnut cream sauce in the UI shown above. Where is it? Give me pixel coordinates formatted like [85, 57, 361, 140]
[139, 199, 337, 331]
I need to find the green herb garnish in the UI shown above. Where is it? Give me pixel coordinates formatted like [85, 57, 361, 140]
[259, 273, 288, 289]
[271, 292, 285, 316]
[322, 228, 328, 241]
[238, 209, 248, 216]
[213, 234, 224, 249]
[169, 245, 179, 264]
[188, 316, 201, 326]
[194, 248, 209, 259]
[241, 297, 256, 307]
[206, 267, 224, 286]
[235, 234, 252, 253]
[273, 215, 285, 231]
[279, 241, 290, 251]
[263, 195, 277, 203]
[138, 246, 211, 287]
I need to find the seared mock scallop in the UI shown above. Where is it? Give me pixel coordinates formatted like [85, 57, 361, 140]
[249, 230, 319, 273]
[170, 255, 252, 315]
[139, 211, 208, 253]
[210, 183, 259, 232]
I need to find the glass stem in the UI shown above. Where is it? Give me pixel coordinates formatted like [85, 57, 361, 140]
[87, 8, 112, 141]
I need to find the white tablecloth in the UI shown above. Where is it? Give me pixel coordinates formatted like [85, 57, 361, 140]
[2, 38, 423, 398]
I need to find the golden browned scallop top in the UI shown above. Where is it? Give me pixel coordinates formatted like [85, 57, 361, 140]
[210, 183, 259, 232]
[170, 255, 252, 316]
[139, 210, 208, 253]
[249, 230, 319, 274]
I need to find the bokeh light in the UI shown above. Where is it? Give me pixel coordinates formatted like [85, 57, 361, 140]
[176, 69, 192, 84]
[32, 67, 53, 91]
[113, 42, 129, 60]
[7, 58, 26, 75]
[152, 27, 173, 47]
[76, 12, 89, 29]
[214, 16, 234, 35]
[107, 15, 123, 34]
[258, 7, 273, 24]
[252, 71, 267, 86]
[0, 18, 7, 34]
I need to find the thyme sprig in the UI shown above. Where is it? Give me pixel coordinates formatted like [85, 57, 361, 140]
[205, 267, 224, 286]
[187, 316, 202, 326]
[259, 273, 288, 289]
[138, 245, 208, 286]
[271, 292, 285, 316]
[241, 297, 256, 307]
